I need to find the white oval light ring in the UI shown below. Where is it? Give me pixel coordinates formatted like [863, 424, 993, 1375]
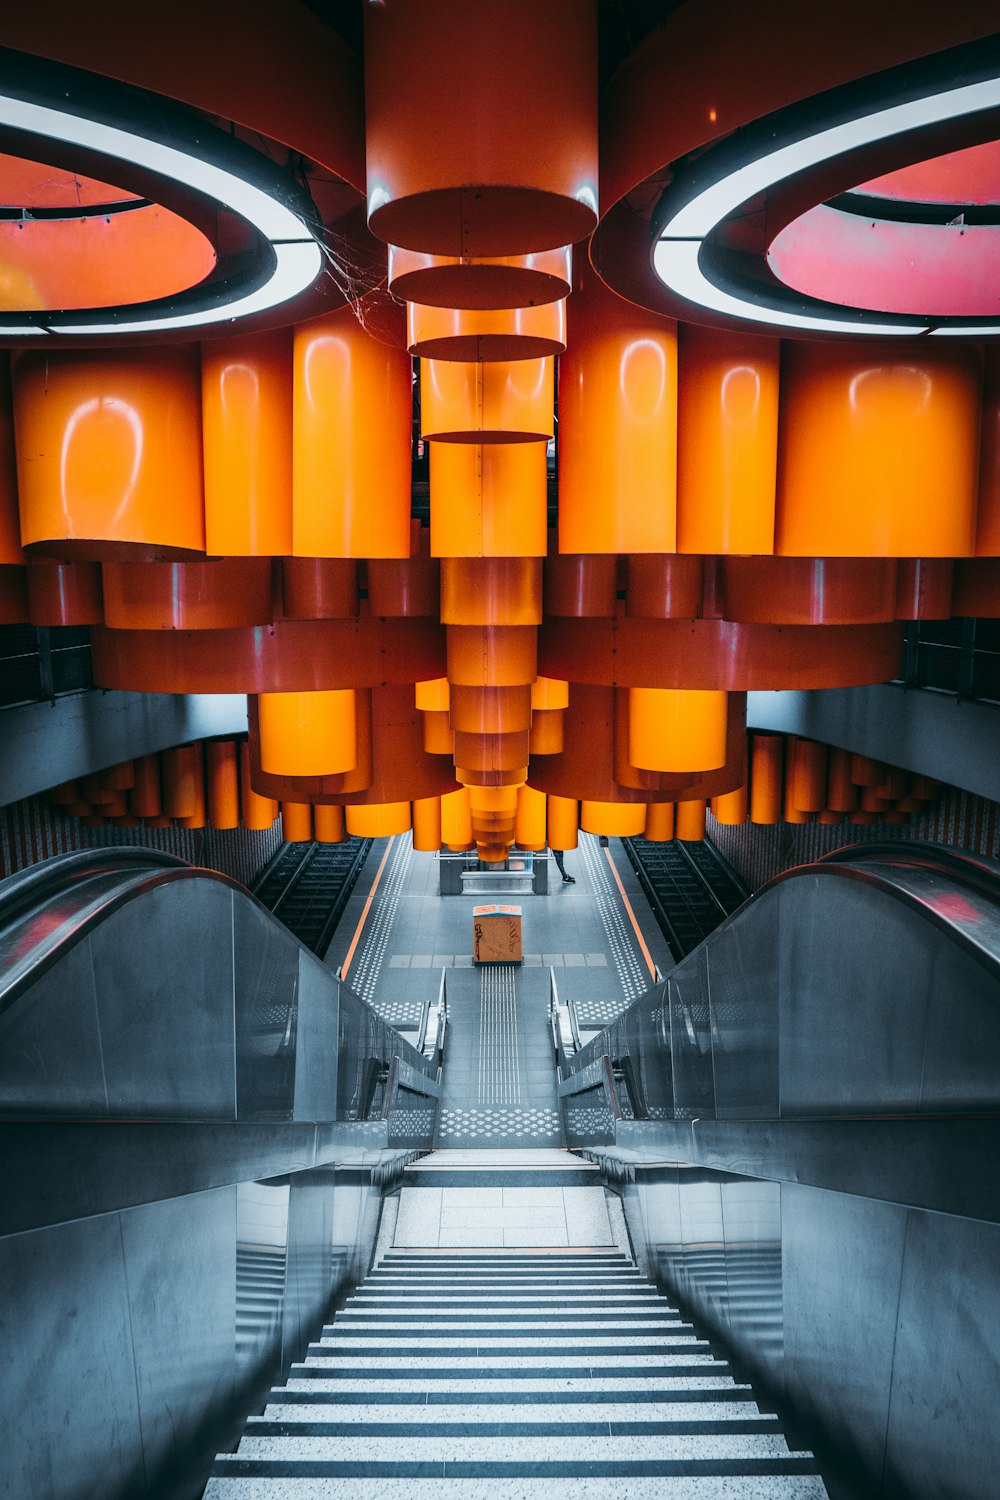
[0, 51, 324, 337]
[651, 37, 1000, 338]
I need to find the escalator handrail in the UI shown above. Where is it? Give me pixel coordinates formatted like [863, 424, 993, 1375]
[0, 848, 190, 927]
[815, 840, 1000, 900]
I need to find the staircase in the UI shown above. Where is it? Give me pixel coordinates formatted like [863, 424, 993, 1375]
[206, 1244, 828, 1496]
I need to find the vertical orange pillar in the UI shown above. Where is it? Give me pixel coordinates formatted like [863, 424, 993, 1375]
[710, 785, 748, 825]
[207, 740, 240, 830]
[282, 801, 314, 842]
[130, 754, 162, 818]
[675, 799, 707, 842]
[644, 802, 675, 841]
[412, 795, 443, 851]
[749, 734, 783, 825]
[547, 793, 579, 851]
[314, 804, 347, 843]
[258, 690, 358, 777]
[163, 745, 200, 819]
[240, 742, 278, 830]
[202, 329, 293, 556]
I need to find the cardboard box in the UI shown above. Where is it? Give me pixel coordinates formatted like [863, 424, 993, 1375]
[472, 903, 523, 964]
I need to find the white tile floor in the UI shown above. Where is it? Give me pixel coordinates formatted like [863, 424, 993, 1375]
[393, 1184, 614, 1248]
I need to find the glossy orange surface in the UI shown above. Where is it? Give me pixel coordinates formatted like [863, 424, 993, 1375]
[14, 347, 205, 559]
[388, 245, 573, 310]
[430, 443, 547, 558]
[293, 308, 412, 558]
[644, 802, 676, 840]
[710, 784, 747, 825]
[628, 687, 728, 772]
[0, 360, 24, 564]
[206, 740, 240, 830]
[421, 358, 554, 444]
[258, 689, 358, 777]
[749, 734, 783, 825]
[675, 798, 707, 842]
[407, 300, 566, 362]
[102, 559, 273, 630]
[415, 677, 451, 713]
[162, 745, 200, 819]
[364, 0, 597, 256]
[626, 555, 702, 619]
[544, 551, 618, 617]
[531, 677, 570, 711]
[776, 342, 981, 557]
[559, 261, 677, 554]
[440, 557, 542, 625]
[412, 795, 443, 851]
[282, 558, 359, 620]
[130, 754, 162, 819]
[26, 561, 102, 626]
[441, 787, 474, 847]
[239, 742, 277, 831]
[826, 748, 857, 813]
[368, 525, 441, 616]
[447, 625, 538, 687]
[311, 804, 345, 844]
[545, 793, 579, 851]
[450, 686, 532, 735]
[895, 559, 954, 621]
[281, 801, 313, 842]
[346, 802, 412, 838]
[721, 557, 898, 625]
[452, 729, 532, 773]
[422, 710, 455, 756]
[789, 738, 828, 813]
[580, 800, 647, 838]
[202, 330, 293, 557]
[676, 325, 779, 555]
[529, 708, 565, 757]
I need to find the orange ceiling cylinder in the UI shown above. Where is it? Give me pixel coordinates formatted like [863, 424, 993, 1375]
[453, 729, 531, 772]
[26, 561, 102, 627]
[282, 801, 314, 843]
[776, 342, 981, 557]
[282, 558, 359, 620]
[450, 686, 532, 735]
[546, 793, 579, 851]
[859, 789, 893, 813]
[895, 559, 954, 621]
[710, 785, 748, 826]
[531, 676, 569, 710]
[163, 745, 200, 820]
[721, 558, 897, 625]
[469, 784, 520, 817]
[389, 245, 572, 310]
[206, 740, 240, 831]
[423, 709, 454, 755]
[440, 557, 542, 626]
[515, 785, 547, 848]
[258, 689, 357, 777]
[111, 762, 136, 792]
[363, 0, 598, 257]
[644, 802, 675, 841]
[0, 358, 24, 565]
[313, 803, 347, 844]
[628, 687, 728, 773]
[675, 798, 707, 843]
[544, 551, 618, 617]
[952, 560, 1000, 617]
[407, 301, 567, 362]
[749, 734, 783, 825]
[441, 787, 473, 847]
[130, 754, 162, 819]
[0, 566, 27, 624]
[82, 770, 113, 805]
[851, 755, 887, 787]
[240, 742, 277, 831]
[676, 324, 779, 555]
[368, 526, 440, 618]
[789, 738, 828, 813]
[293, 308, 412, 559]
[875, 768, 908, 800]
[783, 773, 813, 824]
[558, 261, 677, 554]
[412, 795, 443, 851]
[530, 708, 565, 756]
[977, 348, 1000, 556]
[346, 801, 412, 838]
[102, 559, 273, 630]
[421, 358, 554, 444]
[14, 347, 205, 561]
[477, 844, 509, 864]
[580, 800, 647, 838]
[826, 748, 857, 813]
[447, 625, 538, 686]
[430, 443, 547, 558]
[180, 764, 207, 829]
[626, 555, 703, 619]
[415, 677, 450, 713]
[201, 329, 293, 557]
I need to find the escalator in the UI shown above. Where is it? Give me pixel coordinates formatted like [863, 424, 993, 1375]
[558, 843, 1000, 1500]
[623, 835, 749, 958]
[252, 838, 372, 955]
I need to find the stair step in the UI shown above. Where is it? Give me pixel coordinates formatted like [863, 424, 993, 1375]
[290, 1361, 733, 1379]
[206, 1477, 829, 1498]
[232, 1434, 799, 1461]
[212, 1454, 821, 1478]
[260, 1400, 768, 1424]
[249, 1415, 781, 1436]
[273, 1383, 755, 1403]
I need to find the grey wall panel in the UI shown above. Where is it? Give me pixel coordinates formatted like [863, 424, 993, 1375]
[0, 937, 108, 1116]
[781, 1183, 907, 1495]
[281, 1168, 337, 1368]
[93, 882, 237, 1119]
[0, 1213, 143, 1500]
[232, 894, 298, 1121]
[119, 1188, 238, 1500]
[919, 940, 1000, 1111]
[720, 1178, 782, 1368]
[884, 1211, 1000, 1500]
[707, 904, 779, 1119]
[667, 950, 715, 1118]
[293, 951, 340, 1123]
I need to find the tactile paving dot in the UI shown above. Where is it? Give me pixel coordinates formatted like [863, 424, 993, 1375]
[436, 1106, 563, 1140]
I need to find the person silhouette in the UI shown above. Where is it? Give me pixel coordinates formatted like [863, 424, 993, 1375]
[551, 848, 575, 884]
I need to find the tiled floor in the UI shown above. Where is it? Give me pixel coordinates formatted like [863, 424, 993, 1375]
[393, 1183, 615, 1247]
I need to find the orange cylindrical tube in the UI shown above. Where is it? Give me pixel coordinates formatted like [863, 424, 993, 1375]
[179, 757, 208, 829]
[313, 803, 347, 843]
[282, 558, 359, 619]
[441, 787, 473, 847]
[389, 244, 572, 311]
[851, 754, 887, 787]
[111, 762, 135, 792]
[817, 809, 845, 826]
[440, 556, 542, 624]
[976, 347, 1000, 555]
[202, 328, 293, 556]
[367, 520, 440, 616]
[546, 792, 579, 850]
[776, 341, 980, 557]
[545, 549, 618, 616]
[102, 558, 273, 631]
[675, 798, 707, 842]
[895, 559, 954, 620]
[579, 800, 647, 837]
[415, 677, 451, 712]
[282, 801, 313, 842]
[749, 734, 783, 825]
[293, 307, 412, 558]
[783, 774, 813, 824]
[422, 357, 553, 443]
[240, 742, 278, 830]
[676, 324, 779, 555]
[626, 555, 703, 618]
[364, 0, 597, 257]
[453, 729, 531, 772]
[531, 676, 570, 710]
[874, 768, 908, 800]
[710, 785, 748, 825]
[0, 357, 25, 565]
[909, 774, 942, 800]
[450, 685, 532, 735]
[407, 300, 567, 361]
[423, 710, 455, 755]
[826, 747, 856, 813]
[789, 738, 828, 813]
[258, 690, 357, 777]
[163, 745, 200, 819]
[346, 801, 413, 838]
[430, 442, 547, 557]
[559, 257, 677, 554]
[860, 789, 893, 813]
[447, 625, 537, 685]
[130, 754, 162, 818]
[14, 347, 205, 559]
[628, 688, 728, 773]
[644, 801, 675, 841]
[412, 795, 443, 851]
[514, 785, 547, 848]
[26, 560, 103, 626]
[206, 740, 240, 830]
[530, 708, 565, 756]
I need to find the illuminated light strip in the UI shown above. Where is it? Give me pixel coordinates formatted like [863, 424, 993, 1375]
[602, 845, 658, 983]
[653, 66, 1000, 336]
[340, 836, 395, 981]
[0, 88, 321, 334]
